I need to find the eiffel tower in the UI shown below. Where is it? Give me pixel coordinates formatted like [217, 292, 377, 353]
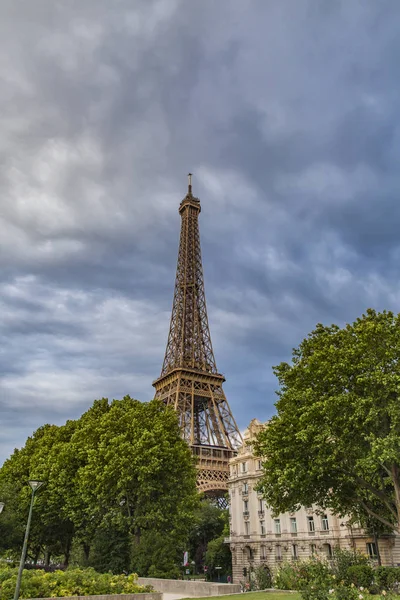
[153, 174, 242, 501]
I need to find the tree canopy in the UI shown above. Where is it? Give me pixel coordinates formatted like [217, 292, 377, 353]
[255, 309, 400, 532]
[0, 397, 198, 573]
[188, 499, 229, 572]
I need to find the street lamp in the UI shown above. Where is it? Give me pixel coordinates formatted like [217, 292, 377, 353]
[13, 480, 44, 600]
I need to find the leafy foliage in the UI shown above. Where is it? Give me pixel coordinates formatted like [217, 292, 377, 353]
[271, 555, 391, 600]
[89, 520, 131, 575]
[374, 566, 400, 591]
[0, 397, 198, 574]
[0, 566, 152, 599]
[345, 565, 373, 589]
[256, 310, 400, 531]
[204, 525, 232, 579]
[188, 500, 228, 571]
[329, 549, 370, 584]
[253, 564, 272, 589]
[131, 531, 182, 579]
[274, 559, 332, 591]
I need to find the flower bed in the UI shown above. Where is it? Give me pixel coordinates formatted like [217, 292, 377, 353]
[271, 552, 400, 600]
[0, 566, 153, 600]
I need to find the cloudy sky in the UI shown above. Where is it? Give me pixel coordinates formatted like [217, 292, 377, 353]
[1, 0, 400, 465]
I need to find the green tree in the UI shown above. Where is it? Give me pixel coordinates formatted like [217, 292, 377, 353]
[255, 309, 400, 532]
[188, 500, 228, 571]
[131, 531, 182, 579]
[204, 525, 231, 580]
[69, 397, 198, 569]
[0, 423, 76, 564]
[89, 517, 131, 574]
[0, 396, 199, 574]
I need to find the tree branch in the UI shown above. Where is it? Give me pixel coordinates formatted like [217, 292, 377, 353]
[358, 499, 397, 532]
[379, 463, 392, 478]
[354, 476, 398, 520]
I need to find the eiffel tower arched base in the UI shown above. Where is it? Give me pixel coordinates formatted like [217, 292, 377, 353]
[195, 451, 233, 509]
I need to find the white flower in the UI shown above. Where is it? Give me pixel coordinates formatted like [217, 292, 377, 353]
[382, 592, 387, 596]
[351, 584, 355, 588]
[359, 595, 363, 599]
[329, 589, 335, 594]
[360, 587, 364, 591]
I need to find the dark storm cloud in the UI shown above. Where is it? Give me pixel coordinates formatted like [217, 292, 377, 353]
[1, 0, 400, 463]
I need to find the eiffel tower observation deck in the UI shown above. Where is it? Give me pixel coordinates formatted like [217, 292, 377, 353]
[153, 174, 243, 501]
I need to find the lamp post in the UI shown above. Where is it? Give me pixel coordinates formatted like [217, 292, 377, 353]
[13, 481, 44, 600]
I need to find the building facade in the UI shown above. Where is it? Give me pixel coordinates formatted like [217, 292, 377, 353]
[227, 419, 400, 583]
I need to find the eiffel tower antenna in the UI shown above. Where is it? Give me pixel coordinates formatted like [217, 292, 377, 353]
[153, 174, 243, 501]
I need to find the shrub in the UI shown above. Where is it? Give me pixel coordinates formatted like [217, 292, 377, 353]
[274, 562, 301, 590]
[298, 560, 334, 600]
[0, 566, 153, 599]
[147, 564, 181, 579]
[330, 549, 369, 585]
[275, 559, 332, 591]
[375, 566, 400, 592]
[329, 582, 363, 600]
[346, 565, 373, 589]
[254, 564, 272, 589]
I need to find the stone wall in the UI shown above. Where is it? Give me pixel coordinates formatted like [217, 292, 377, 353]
[29, 594, 161, 600]
[138, 577, 241, 596]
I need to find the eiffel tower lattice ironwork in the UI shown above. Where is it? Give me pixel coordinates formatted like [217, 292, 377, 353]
[153, 174, 243, 499]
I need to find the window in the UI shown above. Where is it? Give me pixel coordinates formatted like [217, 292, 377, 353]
[367, 542, 378, 559]
[322, 543, 332, 559]
[260, 520, 266, 535]
[322, 515, 329, 531]
[260, 546, 266, 560]
[275, 545, 282, 560]
[292, 544, 298, 560]
[258, 498, 264, 512]
[310, 544, 317, 556]
[290, 517, 297, 533]
[241, 462, 247, 473]
[244, 521, 250, 536]
[274, 518, 281, 534]
[243, 500, 249, 513]
[257, 460, 263, 470]
[243, 482, 249, 495]
[307, 516, 315, 532]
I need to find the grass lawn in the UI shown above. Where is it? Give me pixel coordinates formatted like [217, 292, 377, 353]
[182, 593, 301, 600]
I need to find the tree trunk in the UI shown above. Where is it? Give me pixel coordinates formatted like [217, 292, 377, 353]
[135, 526, 141, 545]
[64, 538, 72, 567]
[374, 531, 382, 567]
[82, 542, 91, 563]
[391, 464, 400, 532]
[33, 546, 41, 565]
[44, 548, 51, 567]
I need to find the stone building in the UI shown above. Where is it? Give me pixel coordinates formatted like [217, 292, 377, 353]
[226, 419, 400, 583]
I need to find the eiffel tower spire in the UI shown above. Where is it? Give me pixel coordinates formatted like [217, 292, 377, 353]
[153, 174, 242, 498]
